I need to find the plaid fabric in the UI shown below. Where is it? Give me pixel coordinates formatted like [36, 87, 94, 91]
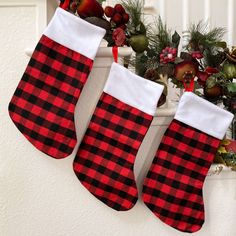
[73, 92, 153, 211]
[142, 119, 221, 233]
[9, 35, 93, 158]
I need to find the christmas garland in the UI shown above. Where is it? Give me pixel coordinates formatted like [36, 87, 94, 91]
[60, 0, 236, 172]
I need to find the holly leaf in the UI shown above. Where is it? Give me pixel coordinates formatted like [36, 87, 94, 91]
[215, 41, 227, 49]
[135, 22, 146, 35]
[172, 31, 180, 47]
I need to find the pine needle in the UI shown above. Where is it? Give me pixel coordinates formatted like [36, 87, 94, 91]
[189, 21, 226, 45]
[121, 0, 143, 29]
[188, 21, 226, 67]
[147, 17, 172, 54]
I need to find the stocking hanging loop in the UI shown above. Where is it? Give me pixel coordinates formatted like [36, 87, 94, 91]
[183, 78, 195, 92]
[112, 46, 118, 63]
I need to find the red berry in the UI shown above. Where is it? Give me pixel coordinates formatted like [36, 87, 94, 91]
[114, 4, 125, 14]
[172, 48, 177, 54]
[104, 6, 114, 18]
[112, 13, 122, 24]
[122, 13, 129, 23]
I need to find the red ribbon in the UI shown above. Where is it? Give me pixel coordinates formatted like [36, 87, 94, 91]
[112, 46, 118, 63]
[183, 79, 195, 92]
[60, 0, 70, 10]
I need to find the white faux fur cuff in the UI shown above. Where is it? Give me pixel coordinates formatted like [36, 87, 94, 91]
[43, 8, 106, 60]
[104, 63, 164, 116]
[175, 92, 234, 139]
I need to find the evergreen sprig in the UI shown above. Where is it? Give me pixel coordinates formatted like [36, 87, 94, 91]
[188, 21, 226, 67]
[147, 17, 172, 55]
[189, 21, 225, 45]
[127, 17, 175, 77]
[121, 0, 144, 33]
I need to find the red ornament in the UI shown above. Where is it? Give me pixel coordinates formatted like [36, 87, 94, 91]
[122, 13, 130, 23]
[104, 6, 115, 17]
[114, 4, 125, 14]
[112, 13, 123, 25]
[112, 28, 126, 47]
[174, 61, 198, 82]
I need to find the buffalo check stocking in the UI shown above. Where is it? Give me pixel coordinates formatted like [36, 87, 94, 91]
[73, 63, 164, 211]
[8, 8, 105, 158]
[142, 92, 233, 233]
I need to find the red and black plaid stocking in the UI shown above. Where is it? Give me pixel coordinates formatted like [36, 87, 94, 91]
[73, 63, 164, 211]
[8, 8, 105, 158]
[142, 92, 233, 233]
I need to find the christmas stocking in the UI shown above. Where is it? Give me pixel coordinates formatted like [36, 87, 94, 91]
[73, 63, 164, 211]
[8, 8, 105, 158]
[142, 92, 233, 233]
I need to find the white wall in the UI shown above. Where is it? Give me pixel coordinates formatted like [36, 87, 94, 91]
[1, 1, 236, 236]
[144, 0, 236, 46]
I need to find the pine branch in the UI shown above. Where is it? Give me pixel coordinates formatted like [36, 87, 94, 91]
[147, 17, 172, 54]
[189, 21, 226, 48]
[121, 0, 144, 31]
[127, 17, 173, 76]
[188, 21, 226, 67]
